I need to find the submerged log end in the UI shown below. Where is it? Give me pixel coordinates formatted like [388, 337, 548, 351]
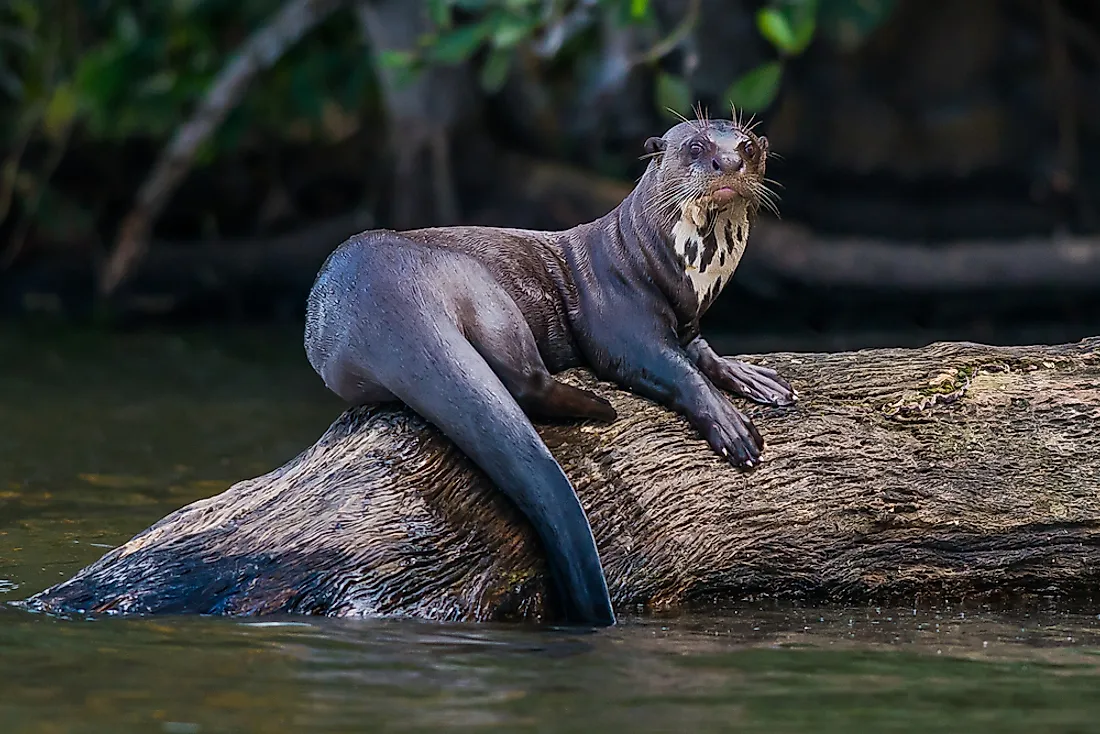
[23, 337, 1100, 623]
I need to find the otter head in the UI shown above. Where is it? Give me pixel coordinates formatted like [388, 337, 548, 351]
[642, 115, 771, 220]
[640, 114, 776, 312]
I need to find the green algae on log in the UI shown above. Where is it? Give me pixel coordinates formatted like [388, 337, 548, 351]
[22, 337, 1100, 623]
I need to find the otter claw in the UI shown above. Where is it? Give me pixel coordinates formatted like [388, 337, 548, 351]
[713, 358, 797, 407]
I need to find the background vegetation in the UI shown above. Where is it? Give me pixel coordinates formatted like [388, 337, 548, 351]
[1, 0, 1097, 345]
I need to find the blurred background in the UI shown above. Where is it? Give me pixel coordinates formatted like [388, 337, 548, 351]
[3, 6, 1100, 726]
[1, 0, 1097, 351]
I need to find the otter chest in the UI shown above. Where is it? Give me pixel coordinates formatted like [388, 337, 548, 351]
[671, 202, 750, 314]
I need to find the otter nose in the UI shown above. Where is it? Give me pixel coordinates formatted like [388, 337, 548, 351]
[711, 152, 745, 174]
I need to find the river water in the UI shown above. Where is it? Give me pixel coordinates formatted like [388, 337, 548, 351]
[3, 325, 1100, 733]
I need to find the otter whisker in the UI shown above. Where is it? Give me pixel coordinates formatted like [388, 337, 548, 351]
[750, 179, 780, 200]
[643, 185, 689, 217]
[754, 183, 780, 201]
[647, 186, 703, 222]
[757, 188, 780, 207]
[743, 180, 781, 219]
[758, 179, 781, 197]
[692, 102, 711, 130]
[731, 107, 762, 134]
[667, 107, 693, 126]
[755, 191, 782, 219]
[645, 182, 706, 224]
[645, 179, 688, 206]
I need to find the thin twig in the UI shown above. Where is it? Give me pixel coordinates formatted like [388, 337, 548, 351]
[0, 104, 41, 229]
[533, 0, 601, 59]
[98, 0, 345, 295]
[631, 0, 701, 66]
[1, 119, 73, 268]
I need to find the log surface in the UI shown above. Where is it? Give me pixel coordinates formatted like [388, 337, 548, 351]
[24, 337, 1100, 623]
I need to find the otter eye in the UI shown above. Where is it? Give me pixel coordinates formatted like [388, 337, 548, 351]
[688, 141, 705, 158]
[742, 140, 756, 160]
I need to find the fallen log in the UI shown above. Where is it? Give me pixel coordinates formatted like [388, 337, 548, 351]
[23, 337, 1100, 623]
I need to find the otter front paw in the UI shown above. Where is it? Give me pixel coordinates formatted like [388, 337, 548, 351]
[698, 402, 764, 468]
[710, 359, 797, 407]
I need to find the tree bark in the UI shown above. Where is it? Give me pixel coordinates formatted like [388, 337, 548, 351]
[23, 337, 1100, 623]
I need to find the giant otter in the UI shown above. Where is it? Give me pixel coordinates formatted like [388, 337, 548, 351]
[303, 113, 796, 627]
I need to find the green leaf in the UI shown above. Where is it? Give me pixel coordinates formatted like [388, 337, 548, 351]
[725, 61, 783, 113]
[72, 43, 131, 129]
[789, 7, 816, 54]
[42, 82, 78, 139]
[756, 8, 796, 53]
[655, 71, 692, 118]
[427, 0, 452, 28]
[377, 48, 422, 89]
[431, 21, 491, 64]
[479, 46, 511, 93]
[377, 49, 415, 69]
[757, 5, 815, 56]
[631, 0, 649, 19]
[491, 17, 532, 48]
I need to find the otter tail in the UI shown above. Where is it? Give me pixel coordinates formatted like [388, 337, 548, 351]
[369, 327, 616, 627]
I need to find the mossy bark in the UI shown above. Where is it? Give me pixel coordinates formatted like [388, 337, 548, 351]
[24, 337, 1100, 623]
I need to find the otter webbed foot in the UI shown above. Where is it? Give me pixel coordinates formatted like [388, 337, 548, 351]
[687, 338, 796, 407]
[594, 335, 764, 468]
[531, 381, 618, 424]
[698, 397, 764, 467]
[708, 358, 797, 407]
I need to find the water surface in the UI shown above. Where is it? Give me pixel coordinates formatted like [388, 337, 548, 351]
[3, 326, 1100, 733]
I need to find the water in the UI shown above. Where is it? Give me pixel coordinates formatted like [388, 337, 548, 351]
[3, 325, 1100, 733]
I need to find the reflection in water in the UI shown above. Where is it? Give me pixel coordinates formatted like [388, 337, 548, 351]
[4, 605, 1100, 733]
[3, 327, 1100, 733]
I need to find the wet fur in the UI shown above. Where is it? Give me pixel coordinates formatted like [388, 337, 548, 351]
[303, 115, 792, 627]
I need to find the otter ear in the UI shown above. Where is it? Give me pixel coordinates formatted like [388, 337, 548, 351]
[643, 136, 666, 155]
[758, 136, 769, 155]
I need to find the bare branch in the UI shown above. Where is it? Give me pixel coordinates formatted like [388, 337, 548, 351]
[98, 0, 345, 296]
[23, 337, 1100, 622]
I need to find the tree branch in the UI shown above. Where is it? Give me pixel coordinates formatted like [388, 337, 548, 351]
[98, 0, 345, 296]
[23, 337, 1100, 623]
